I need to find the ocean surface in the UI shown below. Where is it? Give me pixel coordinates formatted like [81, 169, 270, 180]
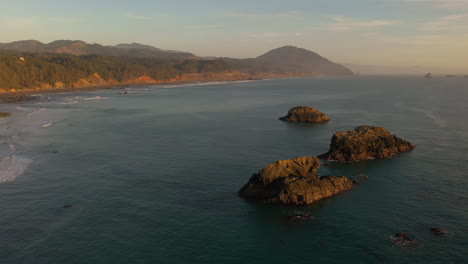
[0, 76, 467, 264]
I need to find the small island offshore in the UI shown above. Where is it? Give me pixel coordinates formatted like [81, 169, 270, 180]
[279, 106, 330, 123]
[239, 157, 353, 205]
[0, 41, 352, 94]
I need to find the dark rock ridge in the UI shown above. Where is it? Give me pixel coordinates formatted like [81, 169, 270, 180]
[319, 126, 415, 162]
[238, 157, 353, 205]
[279, 106, 330, 122]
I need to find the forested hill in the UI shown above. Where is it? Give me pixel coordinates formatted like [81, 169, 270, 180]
[0, 51, 233, 90]
[0, 42, 353, 91]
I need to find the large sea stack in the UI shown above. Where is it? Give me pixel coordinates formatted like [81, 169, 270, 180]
[319, 126, 415, 162]
[238, 157, 353, 205]
[279, 106, 330, 122]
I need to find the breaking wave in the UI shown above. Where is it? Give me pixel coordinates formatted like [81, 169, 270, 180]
[0, 155, 32, 183]
[83, 96, 107, 101]
[27, 108, 48, 117]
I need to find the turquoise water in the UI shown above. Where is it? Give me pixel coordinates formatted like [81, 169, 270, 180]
[0, 76, 467, 264]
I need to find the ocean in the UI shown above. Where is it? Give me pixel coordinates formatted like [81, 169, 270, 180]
[0, 76, 467, 264]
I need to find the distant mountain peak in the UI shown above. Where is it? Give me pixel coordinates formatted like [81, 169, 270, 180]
[114, 43, 162, 51]
[253, 45, 352, 75]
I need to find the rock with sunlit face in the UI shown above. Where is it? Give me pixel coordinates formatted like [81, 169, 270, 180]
[239, 157, 353, 205]
[319, 126, 415, 162]
[279, 106, 330, 123]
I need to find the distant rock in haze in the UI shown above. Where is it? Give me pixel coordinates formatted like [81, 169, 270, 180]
[318, 126, 415, 162]
[0, 40, 197, 60]
[445, 75, 457, 78]
[279, 106, 330, 122]
[424, 73, 432, 78]
[238, 157, 353, 205]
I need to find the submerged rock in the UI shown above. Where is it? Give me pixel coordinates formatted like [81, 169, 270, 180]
[318, 126, 415, 162]
[238, 157, 353, 205]
[279, 106, 330, 123]
[288, 211, 314, 220]
[430, 228, 445, 236]
[392, 232, 416, 247]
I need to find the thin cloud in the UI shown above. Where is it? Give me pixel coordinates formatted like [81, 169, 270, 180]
[248, 32, 304, 38]
[49, 17, 82, 23]
[402, 0, 468, 9]
[420, 13, 468, 31]
[224, 11, 300, 20]
[5, 17, 36, 28]
[321, 17, 401, 32]
[125, 13, 153, 21]
[364, 32, 468, 46]
[185, 24, 225, 30]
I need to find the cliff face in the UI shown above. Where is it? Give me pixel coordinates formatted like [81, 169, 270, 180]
[279, 106, 330, 122]
[239, 157, 353, 205]
[319, 126, 415, 162]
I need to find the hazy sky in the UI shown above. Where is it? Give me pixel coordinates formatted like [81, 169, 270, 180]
[1, 0, 467, 72]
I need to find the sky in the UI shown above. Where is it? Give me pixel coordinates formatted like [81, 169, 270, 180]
[0, 0, 467, 73]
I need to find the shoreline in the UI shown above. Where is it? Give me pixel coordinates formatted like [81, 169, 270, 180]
[0, 74, 310, 102]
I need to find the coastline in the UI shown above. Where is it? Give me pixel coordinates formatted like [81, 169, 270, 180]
[0, 72, 316, 102]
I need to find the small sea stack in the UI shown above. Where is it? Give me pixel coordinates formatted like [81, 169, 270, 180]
[238, 157, 353, 205]
[279, 106, 330, 123]
[318, 126, 415, 162]
[424, 73, 432, 78]
[0, 112, 11, 118]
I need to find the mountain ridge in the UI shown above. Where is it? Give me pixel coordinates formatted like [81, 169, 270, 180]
[0, 40, 197, 60]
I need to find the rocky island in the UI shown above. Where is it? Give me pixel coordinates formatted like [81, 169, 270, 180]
[279, 106, 330, 123]
[318, 126, 415, 162]
[238, 157, 353, 205]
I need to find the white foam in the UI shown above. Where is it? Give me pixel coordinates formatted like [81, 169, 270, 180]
[0, 155, 32, 183]
[41, 122, 54, 128]
[27, 108, 48, 117]
[158, 81, 231, 89]
[83, 96, 107, 101]
[57, 100, 79, 105]
[15, 106, 27, 111]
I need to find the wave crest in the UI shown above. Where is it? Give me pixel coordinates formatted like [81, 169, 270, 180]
[0, 155, 32, 183]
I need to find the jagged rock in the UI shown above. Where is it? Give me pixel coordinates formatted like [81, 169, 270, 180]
[238, 157, 353, 205]
[319, 126, 415, 162]
[279, 106, 330, 123]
